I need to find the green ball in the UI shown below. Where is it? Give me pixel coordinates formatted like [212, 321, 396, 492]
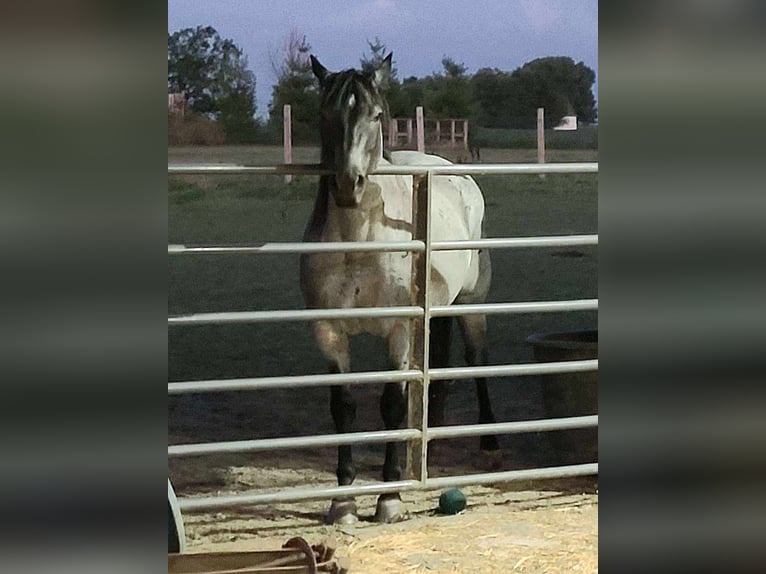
[438, 488, 466, 514]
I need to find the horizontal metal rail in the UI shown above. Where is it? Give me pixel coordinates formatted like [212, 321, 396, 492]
[169, 241, 425, 255]
[430, 299, 597, 317]
[424, 463, 599, 489]
[168, 300, 596, 326]
[427, 415, 598, 441]
[432, 234, 598, 250]
[168, 416, 597, 457]
[176, 463, 598, 511]
[168, 299, 595, 329]
[168, 162, 598, 176]
[178, 479, 420, 512]
[168, 360, 596, 395]
[169, 428, 421, 458]
[168, 369, 422, 395]
[168, 306, 423, 326]
[167, 234, 597, 256]
[429, 359, 598, 381]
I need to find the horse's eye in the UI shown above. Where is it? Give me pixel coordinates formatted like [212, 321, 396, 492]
[374, 112, 383, 122]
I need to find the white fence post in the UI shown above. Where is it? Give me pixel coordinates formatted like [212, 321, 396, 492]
[416, 106, 425, 153]
[537, 107, 546, 179]
[283, 104, 292, 184]
[537, 108, 546, 162]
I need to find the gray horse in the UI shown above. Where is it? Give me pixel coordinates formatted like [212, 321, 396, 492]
[300, 54, 499, 524]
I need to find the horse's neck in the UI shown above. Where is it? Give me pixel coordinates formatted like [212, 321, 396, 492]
[307, 177, 386, 243]
[308, 145, 388, 243]
[303, 176, 330, 242]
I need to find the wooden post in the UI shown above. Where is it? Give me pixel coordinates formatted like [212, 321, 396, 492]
[435, 120, 441, 144]
[537, 108, 546, 179]
[389, 118, 396, 149]
[450, 119, 456, 146]
[406, 118, 413, 147]
[537, 107, 545, 164]
[463, 120, 469, 149]
[407, 173, 431, 482]
[283, 104, 292, 184]
[416, 106, 425, 153]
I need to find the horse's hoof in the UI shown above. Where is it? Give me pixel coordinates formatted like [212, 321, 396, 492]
[374, 493, 407, 523]
[479, 448, 504, 471]
[326, 498, 358, 525]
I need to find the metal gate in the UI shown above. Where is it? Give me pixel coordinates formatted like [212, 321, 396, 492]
[168, 161, 598, 513]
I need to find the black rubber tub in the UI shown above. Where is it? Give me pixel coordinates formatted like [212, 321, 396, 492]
[526, 329, 597, 464]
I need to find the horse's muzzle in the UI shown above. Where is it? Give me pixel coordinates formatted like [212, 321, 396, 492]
[334, 174, 366, 207]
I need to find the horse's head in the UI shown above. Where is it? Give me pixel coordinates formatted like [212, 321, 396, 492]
[311, 53, 392, 208]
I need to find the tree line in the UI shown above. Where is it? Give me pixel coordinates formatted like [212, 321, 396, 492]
[168, 27, 597, 144]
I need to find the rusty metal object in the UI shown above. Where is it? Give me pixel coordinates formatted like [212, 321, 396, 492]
[168, 536, 348, 574]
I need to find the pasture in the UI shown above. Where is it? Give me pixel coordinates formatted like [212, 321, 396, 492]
[168, 145, 598, 571]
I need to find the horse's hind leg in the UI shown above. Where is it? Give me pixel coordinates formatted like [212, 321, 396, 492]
[427, 317, 452, 464]
[457, 314, 501, 454]
[313, 322, 358, 524]
[428, 317, 453, 429]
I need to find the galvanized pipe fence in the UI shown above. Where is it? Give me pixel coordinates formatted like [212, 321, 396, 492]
[168, 162, 598, 512]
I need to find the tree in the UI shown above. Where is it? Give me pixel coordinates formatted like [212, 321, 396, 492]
[510, 57, 597, 127]
[398, 76, 426, 116]
[469, 58, 597, 128]
[268, 30, 320, 143]
[423, 57, 472, 118]
[359, 37, 416, 117]
[360, 37, 397, 80]
[168, 26, 257, 141]
[471, 68, 515, 127]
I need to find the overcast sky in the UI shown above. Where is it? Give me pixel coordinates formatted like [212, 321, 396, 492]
[168, 0, 598, 118]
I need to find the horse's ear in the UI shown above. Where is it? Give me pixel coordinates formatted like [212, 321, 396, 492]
[373, 52, 393, 88]
[310, 55, 328, 84]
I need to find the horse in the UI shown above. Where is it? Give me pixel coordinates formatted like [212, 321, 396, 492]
[300, 53, 499, 525]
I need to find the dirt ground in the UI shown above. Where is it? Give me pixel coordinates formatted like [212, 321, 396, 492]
[170, 375, 598, 573]
[177, 462, 597, 573]
[171, 435, 597, 573]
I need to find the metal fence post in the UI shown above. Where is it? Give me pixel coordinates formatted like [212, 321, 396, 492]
[407, 172, 432, 483]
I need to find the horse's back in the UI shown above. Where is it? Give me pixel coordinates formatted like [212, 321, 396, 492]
[378, 152, 487, 301]
[388, 151, 485, 241]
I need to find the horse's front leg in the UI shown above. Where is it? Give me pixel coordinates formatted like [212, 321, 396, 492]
[313, 321, 357, 524]
[374, 321, 410, 523]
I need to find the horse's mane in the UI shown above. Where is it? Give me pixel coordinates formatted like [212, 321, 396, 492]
[320, 69, 391, 132]
[321, 70, 374, 106]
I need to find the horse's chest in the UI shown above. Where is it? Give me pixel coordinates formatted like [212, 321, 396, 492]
[326, 253, 409, 307]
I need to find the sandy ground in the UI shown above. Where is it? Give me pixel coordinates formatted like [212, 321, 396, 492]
[173, 452, 597, 573]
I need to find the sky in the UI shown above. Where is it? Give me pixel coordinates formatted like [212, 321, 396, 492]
[168, 0, 598, 118]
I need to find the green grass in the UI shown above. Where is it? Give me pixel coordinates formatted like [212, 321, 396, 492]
[472, 125, 598, 149]
[169, 145, 597, 389]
